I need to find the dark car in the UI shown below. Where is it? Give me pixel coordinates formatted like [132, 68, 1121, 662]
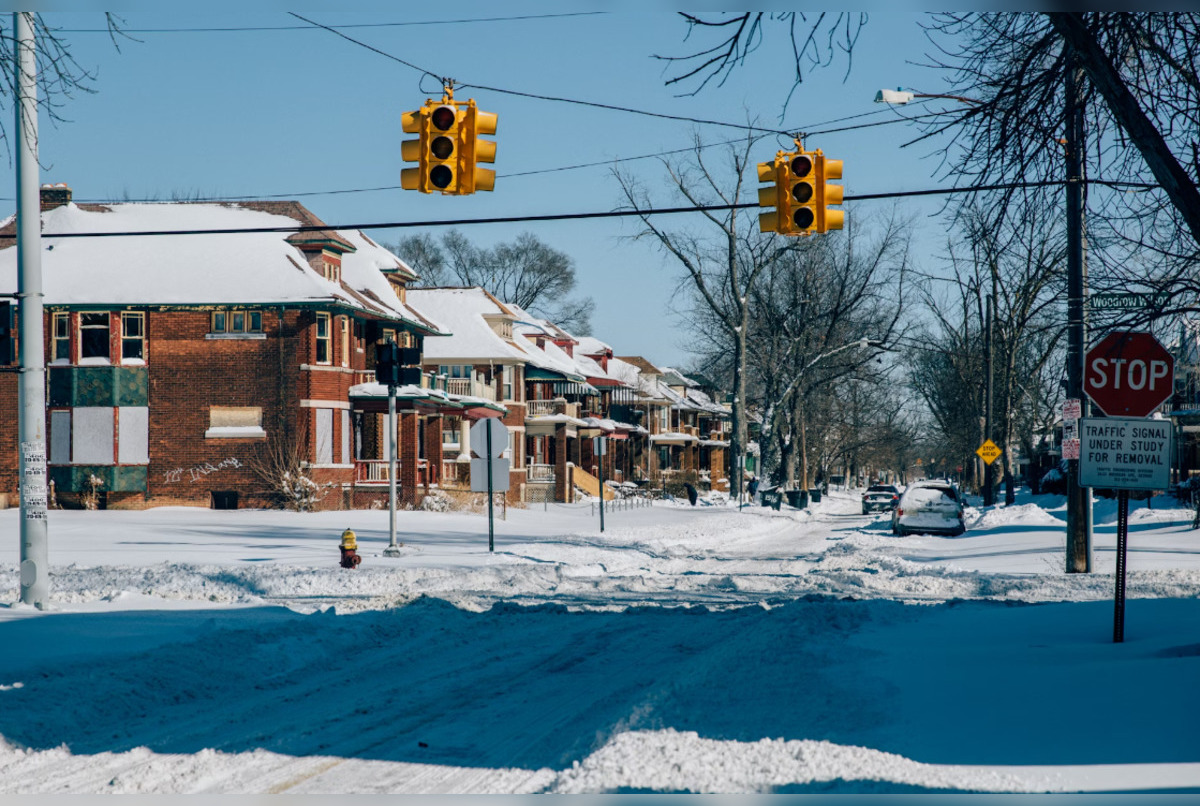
[861, 484, 901, 514]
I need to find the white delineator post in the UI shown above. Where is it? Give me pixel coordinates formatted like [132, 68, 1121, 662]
[15, 12, 49, 608]
[384, 384, 400, 556]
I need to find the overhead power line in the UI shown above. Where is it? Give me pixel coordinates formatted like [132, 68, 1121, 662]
[39, 180, 1114, 240]
[55, 12, 608, 33]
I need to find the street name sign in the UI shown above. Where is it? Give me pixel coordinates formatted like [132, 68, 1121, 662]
[1078, 417, 1171, 490]
[976, 439, 1002, 465]
[1090, 292, 1170, 311]
[1083, 331, 1174, 417]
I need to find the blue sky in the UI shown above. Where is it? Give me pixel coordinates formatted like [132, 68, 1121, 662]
[4, 11, 954, 368]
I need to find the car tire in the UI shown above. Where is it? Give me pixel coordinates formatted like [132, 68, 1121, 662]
[862, 506, 869, 515]
[950, 527, 965, 537]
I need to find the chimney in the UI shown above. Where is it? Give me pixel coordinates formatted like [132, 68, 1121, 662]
[40, 183, 72, 212]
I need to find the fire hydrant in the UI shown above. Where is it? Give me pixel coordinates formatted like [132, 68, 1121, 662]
[339, 528, 361, 569]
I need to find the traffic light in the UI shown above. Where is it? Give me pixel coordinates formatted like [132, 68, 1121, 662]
[460, 100, 497, 194]
[787, 151, 818, 235]
[375, 340, 401, 387]
[0, 301, 12, 365]
[401, 89, 497, 196]
[401, 100, 462, 194]
[757, 142, 845, 236]
[757, 155, 785, 235]
[815, 153, 844, 234]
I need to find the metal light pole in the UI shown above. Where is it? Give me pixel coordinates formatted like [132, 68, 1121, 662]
[983, 278, 995, 506]
[1065, 62, 1093, 573]
[384, 384, 400, 556]
[15, 12, 49, 608]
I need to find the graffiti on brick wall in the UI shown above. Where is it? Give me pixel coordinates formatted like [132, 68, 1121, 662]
[163, 457, 243, 484]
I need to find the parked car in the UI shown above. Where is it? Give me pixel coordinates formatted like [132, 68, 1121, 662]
[861, 484, 901, 514]
[891, 481, 966, 536]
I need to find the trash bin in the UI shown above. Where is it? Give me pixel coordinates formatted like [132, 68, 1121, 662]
[761, 489, 782, 510]
[784, 489, 804, 508]
[809, 488, 822, 504]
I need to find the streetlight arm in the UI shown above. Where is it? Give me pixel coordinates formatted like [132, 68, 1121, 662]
[875, 87, 982, 106]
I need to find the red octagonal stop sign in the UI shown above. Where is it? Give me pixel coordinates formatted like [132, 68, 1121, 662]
[1084, 331, 1175, 417]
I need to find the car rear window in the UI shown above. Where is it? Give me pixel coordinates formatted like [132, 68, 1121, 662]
[867, 486, 896, 493]
[905, 487, 957, 506]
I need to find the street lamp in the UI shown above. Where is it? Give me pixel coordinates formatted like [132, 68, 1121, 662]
[874, 87, 982, 106]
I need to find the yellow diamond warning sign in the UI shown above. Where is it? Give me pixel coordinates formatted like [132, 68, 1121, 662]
[976, 439, 1002, 465]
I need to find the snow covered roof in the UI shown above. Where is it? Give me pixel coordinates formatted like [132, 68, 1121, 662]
[406, 287, 528, 364]
[0, 200, 439, 334]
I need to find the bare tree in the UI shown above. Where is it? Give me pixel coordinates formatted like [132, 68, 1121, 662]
[615, 132, 799, 502]
[247, 427, 333, 512]
[392, 230, 594, 335]
[0, 14, 127, 157]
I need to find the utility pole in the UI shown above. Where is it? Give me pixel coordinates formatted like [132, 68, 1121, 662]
[1065, 61, 1093, 573]
[983, 277, 995, 507]
[15, 12, 49, 608]
[383, 384, 400, 556]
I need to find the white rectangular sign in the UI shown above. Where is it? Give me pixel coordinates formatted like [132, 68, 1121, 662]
[1062, 437, 1080, 460]
[1063, 399, 1081, 423]
[1079, 417, 1171, 490]
[470, 457, 511, 492]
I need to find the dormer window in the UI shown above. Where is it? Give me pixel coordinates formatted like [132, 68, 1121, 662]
[322, 261, 340, 283]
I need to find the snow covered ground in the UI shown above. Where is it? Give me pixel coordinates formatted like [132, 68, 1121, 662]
[1, 488, 1198, 794]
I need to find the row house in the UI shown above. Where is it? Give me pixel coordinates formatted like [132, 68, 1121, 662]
[0, 186, 505, 510]
[609, 359, 731, 491]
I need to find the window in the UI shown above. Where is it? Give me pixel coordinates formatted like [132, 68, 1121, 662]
[439, 365, 472, 379]
[502, 365, 514, 401]
[121, 312, 145, 361]
[210, 309, 262, 334]
[322, 260, 340, 283]
[51, 313, 70, 362]
[341, 317, 350, 367]
[206, 406, 265, 438]
[80, 312, 110, 361]
[315, 313, 331, 364]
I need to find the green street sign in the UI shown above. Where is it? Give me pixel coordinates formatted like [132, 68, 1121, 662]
[1090, 292, 1171, 311]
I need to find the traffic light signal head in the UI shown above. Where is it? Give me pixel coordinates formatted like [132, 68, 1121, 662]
[0, 301, 12, 365]
[460, 101, 498, 194]
[757, 158, 784, 234]
[787, 152, 818, 234]
[401, 91, 497, 196]
[816, 155, 845, 233]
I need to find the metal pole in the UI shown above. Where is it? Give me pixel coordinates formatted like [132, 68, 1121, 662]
[1113, 490, 1129, 643]
[486, 420, 494, 552]
[384, 385, 400, 556]
[983, 282, 995, 507]
[16, 12, 49, 609]
[1065, 61, 1093, 573]
[599, 438, 605, 533]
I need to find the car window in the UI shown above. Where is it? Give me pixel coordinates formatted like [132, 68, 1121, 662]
[904, 487, 957, 506]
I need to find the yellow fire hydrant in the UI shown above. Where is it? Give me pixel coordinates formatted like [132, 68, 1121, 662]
[339, 528, 361, 569]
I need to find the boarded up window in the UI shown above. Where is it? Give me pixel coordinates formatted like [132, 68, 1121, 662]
[206, 406, 265, 438]
[118, 407, 149, 465]
[50, 411, 71, 464]
[341, 410, 351, 465]
[316, 408, 333, 464]
[72, 407, 114, 465]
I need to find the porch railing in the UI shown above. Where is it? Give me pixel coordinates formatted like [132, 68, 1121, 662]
[354, 458, 429, 485]
[527, 463, 555, 483]
[446, 377, 497, 401]
[526, 400, 580, 418]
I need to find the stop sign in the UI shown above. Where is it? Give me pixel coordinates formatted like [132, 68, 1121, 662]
[1084, 331, 1174, 417]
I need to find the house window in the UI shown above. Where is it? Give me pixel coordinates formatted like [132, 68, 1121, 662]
[341, 317, 350, 367]
[315, 313, 331, 364]
[80, 312, 110, 361]
[502, 365, 514, 401]
[322, 261, 340, 283]
[206, 406, 265, 438]
[210, 309, 262, 333]
[51, 313, 70, 362]
[121, 312, 145, 361]
[439, 365, 472, 379]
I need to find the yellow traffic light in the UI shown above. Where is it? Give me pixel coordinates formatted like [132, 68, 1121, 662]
[401, 100, 461, 193]
[757, 157, 785, 234]
[787, 151, 818, 235]
[460, 100, 498, 194]
[816, 154, 844, 233]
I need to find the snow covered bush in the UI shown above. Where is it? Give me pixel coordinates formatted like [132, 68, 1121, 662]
[248, 430, 334, 511]
[419, 490, 452, 512]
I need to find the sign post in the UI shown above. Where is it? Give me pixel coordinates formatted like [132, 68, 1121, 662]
[1081, 330, 1175, 643]
[470, 418, 509, 552]
[594, 436, 607, 532]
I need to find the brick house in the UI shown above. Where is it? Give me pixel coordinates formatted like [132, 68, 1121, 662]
[0, 186, 464, 510]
